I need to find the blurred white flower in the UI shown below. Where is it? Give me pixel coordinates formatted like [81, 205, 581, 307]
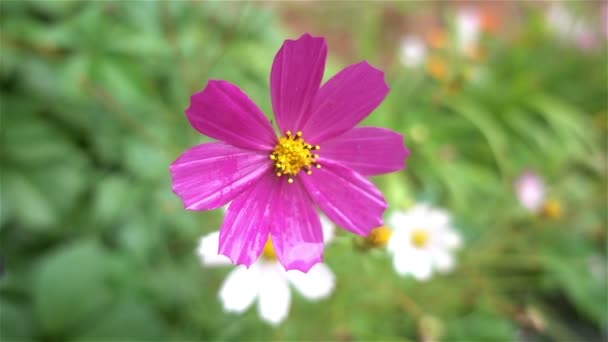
[399, 35, 427, 68]
[587, 254, 607, 281]
[387, 204, 462, 281]
[197, 216, 336, 326]
[546, 3, 598, 51]
[547, 3, 574, 39]
[515, 171, 545, 212]
[456, 8, 481, 54]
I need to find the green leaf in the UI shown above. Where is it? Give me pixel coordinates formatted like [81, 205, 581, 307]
[2, 170, 56, 229]
[93, 176, 132, 227]
[0, 298, 34, 340]
[32, 241, 117, 336]
[75, 300, 167, 341]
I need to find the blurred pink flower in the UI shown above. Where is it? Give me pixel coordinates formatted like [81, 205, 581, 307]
[171, 34, 409, 272]
[573, 22, 598, 51]
[515, 171, 545, 212]
[604, 3, 608, 40]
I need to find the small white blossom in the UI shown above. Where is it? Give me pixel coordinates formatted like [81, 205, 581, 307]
[387, 204, 462, 281]
[197, 216, 336, 325]
[399, 35, 427, 68]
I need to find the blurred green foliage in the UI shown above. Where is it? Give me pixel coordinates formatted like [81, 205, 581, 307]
[1, 1, 606, 341]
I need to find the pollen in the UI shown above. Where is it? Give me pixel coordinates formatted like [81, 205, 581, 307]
[270, 130, 320, 183]
[367, 226, 393, 247]
[262, 237, 277, 261]
[411, 228, 430, 248]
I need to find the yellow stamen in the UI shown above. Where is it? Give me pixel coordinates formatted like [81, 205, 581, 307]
[367, 226, 393, 247]
[411, 228, 430, 248]
[541, 199, 563, 219]
[270, 130, 320, 183]
[262, 238, 277, 260]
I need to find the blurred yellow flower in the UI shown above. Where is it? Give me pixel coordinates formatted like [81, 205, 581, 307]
[426, 56, 449, 81]
[366, 226, 393, 247]
[541, 199, 563, 219]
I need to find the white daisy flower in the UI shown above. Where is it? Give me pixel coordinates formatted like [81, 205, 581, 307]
[515, 171, 545, 212]
[197, 216, 336, 326]
[399, 35, 427, 68]
[386, 204, 462, 281]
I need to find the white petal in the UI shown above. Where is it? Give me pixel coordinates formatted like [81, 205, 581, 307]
[431, 248, 456, 273]
[287, 263, 335, 300]
[219, 266, 260, 313]
[410, 203, 432, 217]
[407, 204, 433, 227]
[393, 249, 433, 281]
[387, 228, 411, 253]
[257, 264, 291, 326]
[320, 215, 335, 244]
[197, 231, 232, 266]
[427, 209, 451, 229]
[440, 228, 463, 250]
[388, 211, 408, 229]
[410, 254, 433, 281]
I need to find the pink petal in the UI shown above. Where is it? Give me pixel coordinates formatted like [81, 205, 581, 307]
[269, 180, 324, 272]
[271, 34, 327, 133]
[170, 142, 270, 210]
[302, 62, 390, 143]
[218, 174, 276, 266]
[186, 80, 277, 150]
[301, 160, 387, 236]
[320, 127, 410, 176]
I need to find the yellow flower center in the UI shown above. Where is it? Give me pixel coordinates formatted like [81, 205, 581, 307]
[262, 237, 277, 261]
[367, 226, 393, 247]
[270, 130, 320, 183]
[411, 228, 430, 248]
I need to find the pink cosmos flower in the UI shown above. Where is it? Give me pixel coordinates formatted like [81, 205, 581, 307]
[170, 34, 410, 272]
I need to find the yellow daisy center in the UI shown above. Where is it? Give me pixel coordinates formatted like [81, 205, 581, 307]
[262, 238, 277, 261]
[270, 130, 320, 183]
[411, 228, 430, 248]
[367, 226, 393, 247]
